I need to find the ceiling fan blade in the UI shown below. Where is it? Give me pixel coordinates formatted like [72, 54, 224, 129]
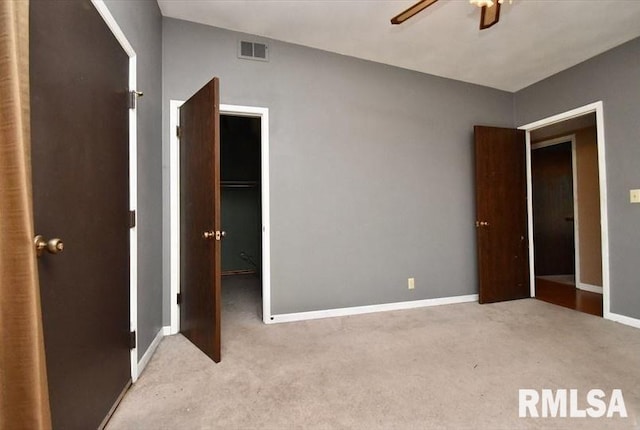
[391, 0, 439, 25]
[479, 2, 501, 30]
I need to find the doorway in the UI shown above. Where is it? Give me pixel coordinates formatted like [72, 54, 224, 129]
[520, 103, 609, 318]
[220, 114, 263, 322]
[530, 130, 602, 316]
[169, 102, 271, 334]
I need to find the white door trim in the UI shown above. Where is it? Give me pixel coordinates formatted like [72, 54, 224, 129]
[530, 135, 581, 289]
[519, 101, 610, 319]
[91, 0, 140, 381]
[169, 101, 272, 334]
[169, 100, 181, 334]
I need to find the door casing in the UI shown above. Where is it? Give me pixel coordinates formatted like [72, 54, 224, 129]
[169, 101, 271, 332]
[519, 101, 610, 319]
[91, 0, 139, 381]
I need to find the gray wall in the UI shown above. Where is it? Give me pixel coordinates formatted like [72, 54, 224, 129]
[162, 18, 514, 317]
[515, 37, 640, 319]
[104, 0, 164, 358]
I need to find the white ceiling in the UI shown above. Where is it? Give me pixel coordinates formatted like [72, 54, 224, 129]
[157, 0, 640, 92]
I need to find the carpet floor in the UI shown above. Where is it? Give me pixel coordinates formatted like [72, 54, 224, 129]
[107, 278, 640, 429]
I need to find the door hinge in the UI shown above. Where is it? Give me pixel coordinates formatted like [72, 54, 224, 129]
[128, 90, 143, 109]
[128, 210, 136, 228]
[176, 125, 181, 138]
[177, 292, 182, 305]
[129, 331, 136, 349]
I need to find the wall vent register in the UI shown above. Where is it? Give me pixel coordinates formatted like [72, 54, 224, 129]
[238, 40, 269, 62]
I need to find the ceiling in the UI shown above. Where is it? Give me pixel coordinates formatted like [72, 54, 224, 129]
[157, 1, 640, 92]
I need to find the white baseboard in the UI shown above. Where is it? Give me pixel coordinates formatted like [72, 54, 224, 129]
[607, 312, 640, 330]
[136, 326, 170, 379]
[577, 283, 603, 294]
[269, 294, 479, 324]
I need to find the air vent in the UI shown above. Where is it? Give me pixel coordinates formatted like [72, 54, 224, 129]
[238, 40, 269, 62]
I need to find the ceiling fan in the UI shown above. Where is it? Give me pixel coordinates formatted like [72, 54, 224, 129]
[391, 0, 512, 30]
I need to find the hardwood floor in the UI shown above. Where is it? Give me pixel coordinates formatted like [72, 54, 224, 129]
[535, 277, 602, 317]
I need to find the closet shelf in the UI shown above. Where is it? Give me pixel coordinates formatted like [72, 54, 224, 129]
[221, 181, 259, 188]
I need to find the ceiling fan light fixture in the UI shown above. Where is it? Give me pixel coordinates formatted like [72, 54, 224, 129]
[390, 0, 439, 25]
[391, 0, 513, 28]
[470, 0, 494, 7]
[470, 0, 512, 7]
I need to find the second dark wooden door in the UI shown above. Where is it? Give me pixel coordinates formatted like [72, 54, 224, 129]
[30, 1, 131, 428]
[474, 126, 530, 303]
[532, 142, 575, 276]
[179, 78, 222, 362]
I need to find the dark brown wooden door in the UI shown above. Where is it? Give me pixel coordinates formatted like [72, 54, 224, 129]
[474, 126, 530, 303]
[30, 1, 131, 428]
[179, 78, 222, 362]
[532, 142, 575, 276]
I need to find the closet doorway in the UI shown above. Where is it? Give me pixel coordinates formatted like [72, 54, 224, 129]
[221, 113, 263, 321]
[169, 102, 271, 335]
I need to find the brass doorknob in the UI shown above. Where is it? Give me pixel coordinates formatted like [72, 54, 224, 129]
[203, 230, 225, 240]
[47, 238, 64, 254]
[34, 235, 64, 257]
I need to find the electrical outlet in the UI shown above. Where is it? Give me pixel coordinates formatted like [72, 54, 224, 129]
[408, 277, 415, 290]
[630, 189, 640, 204]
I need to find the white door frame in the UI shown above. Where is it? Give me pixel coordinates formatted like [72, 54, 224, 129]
[519, 101, 610, 319]
[91, 0, 140, 381]
[531, 135, 583, 291]
[169, 100, 272, 334]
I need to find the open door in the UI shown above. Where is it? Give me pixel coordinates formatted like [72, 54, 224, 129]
[474, 126, 530, 303]
[179, 78, 222, 362]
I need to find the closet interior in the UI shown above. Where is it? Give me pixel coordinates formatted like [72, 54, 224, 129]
[221, 114, 262, 317]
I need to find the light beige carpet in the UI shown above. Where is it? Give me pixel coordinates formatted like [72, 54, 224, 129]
[107, 278, 640, 429]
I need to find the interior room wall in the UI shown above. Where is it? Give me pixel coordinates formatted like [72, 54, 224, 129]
[515, 36, 640, 319]
[161, 18, 514, 318]
[575, 126, 602, 287]
[103, 0, 164, 358]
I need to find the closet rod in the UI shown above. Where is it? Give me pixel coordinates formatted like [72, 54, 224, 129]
[221, 181, 258, 188]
